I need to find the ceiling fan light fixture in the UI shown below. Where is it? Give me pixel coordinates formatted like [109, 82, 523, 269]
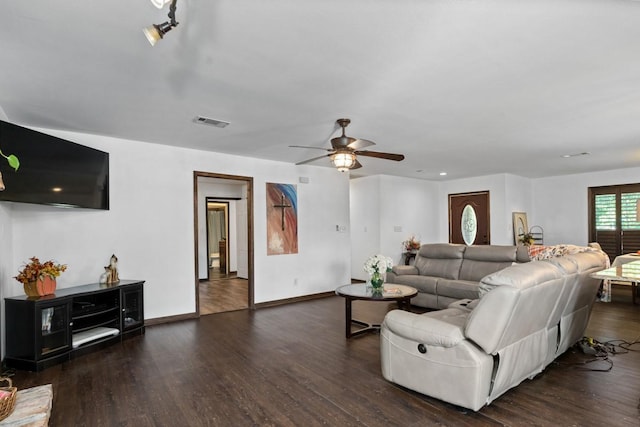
[150, 0, 172, 9]
[331, 151, 356, 172]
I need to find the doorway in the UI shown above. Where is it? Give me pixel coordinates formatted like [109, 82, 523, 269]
[194, 172, 254, 315]
[206, 200, 229, 278]
[449, 191, 490, 245]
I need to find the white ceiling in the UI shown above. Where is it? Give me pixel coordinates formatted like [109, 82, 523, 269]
[2, 0, 640, 180]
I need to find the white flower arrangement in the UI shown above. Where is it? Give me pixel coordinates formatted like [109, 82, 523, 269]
[363, 254, 394, 275]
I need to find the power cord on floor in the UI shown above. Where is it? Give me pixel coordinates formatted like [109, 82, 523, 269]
[557, 336, 640, 372]
[601, 338, 640, 353]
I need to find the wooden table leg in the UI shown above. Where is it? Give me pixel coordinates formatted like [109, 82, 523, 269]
[398, 297, 413, 311]
[345, 296, 352, 338]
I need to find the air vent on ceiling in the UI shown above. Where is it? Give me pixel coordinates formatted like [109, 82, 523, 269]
[193, 116, 230, 128]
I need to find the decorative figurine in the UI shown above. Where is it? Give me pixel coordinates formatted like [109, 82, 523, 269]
[105, 254, 120, 284]
[99, 266, 109, 284]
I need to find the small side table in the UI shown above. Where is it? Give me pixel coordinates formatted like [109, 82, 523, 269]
[591, 261, 640, 305]
[335, 284, 417, 338]
[403, 252, 417, 265]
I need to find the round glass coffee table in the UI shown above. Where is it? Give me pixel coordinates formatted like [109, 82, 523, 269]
[335, 283, 418, 338]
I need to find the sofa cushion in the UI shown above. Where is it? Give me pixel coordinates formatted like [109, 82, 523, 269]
[436, 279, 480, 300]
[390, 275, 438, 294]
[458, 246, 518, 281]
[460, 259, 515, 282]
[415, 244, 466, 279]
[478, 260, 562, 298]
[390, 265, 418, 276]
[516, 245, 531, 262]
[383, 309, 467, 347]
[464, 245, 517, 263]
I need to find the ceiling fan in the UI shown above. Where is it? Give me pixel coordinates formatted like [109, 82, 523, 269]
[290, 118, 405, 172]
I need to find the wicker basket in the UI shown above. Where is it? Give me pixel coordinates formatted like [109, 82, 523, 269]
[0, 377, 17, 421]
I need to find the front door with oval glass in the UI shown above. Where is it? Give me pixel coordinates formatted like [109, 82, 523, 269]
[449, 191, 490, 245]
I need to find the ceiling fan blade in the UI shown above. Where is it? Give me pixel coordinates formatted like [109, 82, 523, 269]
[331, 136, 357, 149]
[351, 159, 363, 170]
[355, 150, 405, 161]
[295, 153, 332, 165]
[347, 138, 376, 150]
[289, 145, 333, 151]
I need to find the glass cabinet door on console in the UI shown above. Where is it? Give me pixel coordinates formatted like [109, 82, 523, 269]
[39, 302, 71, 358]
[121, 284, 144, 333]
[4, 297, 72, 370]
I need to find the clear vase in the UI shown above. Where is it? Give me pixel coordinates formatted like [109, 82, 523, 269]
[370, 271, 384, 293]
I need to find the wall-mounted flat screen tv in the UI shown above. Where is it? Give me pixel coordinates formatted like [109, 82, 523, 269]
[0, 120, 109, 209]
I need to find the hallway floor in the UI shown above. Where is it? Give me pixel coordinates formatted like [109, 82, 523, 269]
[199, 269, 249, 315]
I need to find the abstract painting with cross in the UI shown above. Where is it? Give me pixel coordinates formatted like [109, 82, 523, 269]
[266, 182, 298, 255]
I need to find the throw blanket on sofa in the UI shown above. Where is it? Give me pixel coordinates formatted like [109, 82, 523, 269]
[527, 244, 611, 301]
[527, 244, 606, 262]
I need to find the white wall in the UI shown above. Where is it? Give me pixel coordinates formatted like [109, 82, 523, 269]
[350, 176, 381, 281]
[350, 167, 640, 272]
[379, 175, 440, 265]
[505, 174, 534, 243]
[350, 175, 439, 280]
[1, 129, 352, 329]
[533, 166, 640, 245]
[254, 169, 351, 302]
[349, 173, 533, 280]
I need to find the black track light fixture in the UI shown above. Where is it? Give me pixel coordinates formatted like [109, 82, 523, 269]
[143, 0, 179, 46]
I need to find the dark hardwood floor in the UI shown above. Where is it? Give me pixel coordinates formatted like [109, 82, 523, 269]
[7, 286, 640, 426]
[199, 269, 248, 315]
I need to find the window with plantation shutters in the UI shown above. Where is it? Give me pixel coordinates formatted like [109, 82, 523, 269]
[589, 185, 640, 262]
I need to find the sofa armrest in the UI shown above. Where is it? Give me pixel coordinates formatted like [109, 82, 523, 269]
[391, 265, 418, 276]
[382, 310, 465, 347]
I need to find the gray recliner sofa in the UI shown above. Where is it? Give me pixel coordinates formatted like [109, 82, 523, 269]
[386, 243, 530, 309]
[380, 249, 607, 411]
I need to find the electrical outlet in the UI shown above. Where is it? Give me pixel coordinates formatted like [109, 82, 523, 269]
[394, 226, 403, 232]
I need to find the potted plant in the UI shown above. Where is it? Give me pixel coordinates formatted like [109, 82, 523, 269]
[0, 148, 19, 191]
[364, 254, 394, 293]
[14, 257, 67, 297]
[402, 235, 421, 253]
[519, 233, 535, 246]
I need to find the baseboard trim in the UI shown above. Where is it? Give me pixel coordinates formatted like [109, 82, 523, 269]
[255, 291, 334, 309]
[146, 312, 198, 326]
[146, 291, 335, 324]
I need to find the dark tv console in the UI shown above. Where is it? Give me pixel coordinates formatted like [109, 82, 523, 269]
[4, 280, 144, 371]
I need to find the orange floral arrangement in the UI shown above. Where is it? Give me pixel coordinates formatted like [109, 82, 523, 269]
[402, 235, 421, 252]
[14, 257, 67, 285]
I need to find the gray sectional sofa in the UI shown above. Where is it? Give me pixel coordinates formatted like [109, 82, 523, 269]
[386, 243, 531, 309]
[380, 248, 607, 411]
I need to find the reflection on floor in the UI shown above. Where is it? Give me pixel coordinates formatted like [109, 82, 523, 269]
[199, 269, 249, 315]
